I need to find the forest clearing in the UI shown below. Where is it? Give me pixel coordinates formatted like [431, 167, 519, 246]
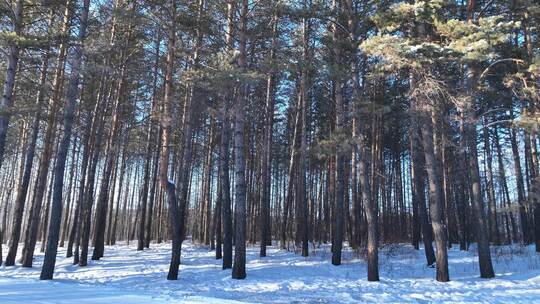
[2, 241, 540, 303]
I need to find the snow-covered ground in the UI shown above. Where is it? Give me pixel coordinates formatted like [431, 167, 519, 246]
[1, 241, 540, 303]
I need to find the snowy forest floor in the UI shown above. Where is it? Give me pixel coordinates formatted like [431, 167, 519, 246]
[1, 241, 540, 303]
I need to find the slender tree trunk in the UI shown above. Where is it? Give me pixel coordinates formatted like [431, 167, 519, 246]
[494, 127, 518, 242]
[464, 0, 495, 278]
[215, 155, 223, 259]
[92, 12, 134, 259]
[281, 99, 300, 249]
[140, 34, 161, 250]
[161, 0, 181, 280]
[510, 125, 528, 243]
[232, 0, 248, 280]
[410, 127, 436, 266]
[21, 0, 72, 267]
[463, 65, 495, 278]
[4, 13, 53, 266]
[220, 0, 236, 270]
[0, 0, 23, 172]
[145, 127, 161, 248]
[298, 2, 310, 258]
[331, 0, 345, 265]
[415, 84, 449, 282]
[483, 118, 500, 245]
[68, 115, 92, 259]
[40, 0, 90, 280]
[360, 122, 379, 281]
[259, 10, 278, 258]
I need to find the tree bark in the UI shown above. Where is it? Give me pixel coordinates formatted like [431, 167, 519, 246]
[232, 0, 248, 280]
[220, 0, 235, 270]
[0, 0, 23, 172]
[21, 0, 73, 267]
[40, 0, 90, 280]
[331, 0, 345, 266]
[139, 33, 161, 250]
[410, 127, 436, 266]
[161, 0, 181, 280]
[463, 65, 495, 278]
[416, 90, 449, 282]
[259, 10, 278, 258]
[4, 12, 53, 266]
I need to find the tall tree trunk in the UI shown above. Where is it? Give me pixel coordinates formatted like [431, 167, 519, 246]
[40, 0, 90, 280]
[202, 123, 214, 245]
[78, 83, 109, 266]
[494, 127, 518, 243]
[529, 134, 540, 252]
[60, 141, 79, 247]
[421, 108, 449, 282]
[414, 81, 449, 282]
[331, 0, 345, 266]
[145, 139, 160, 248]
[161, 0, 181, 280]
[281, 96, 300, 249]
[463, 65, 495, 278]
[139, 34, 161, 250]
[510, 125, 528, 243]
[219, 113, 232, 268]
[464, 0, 495, 279]
[299, 0, 310, 258]
[4, 12, 53, 266]
[92, 8, 134, 259]
[232, 0, 248, 280]
[259, 10, 278, 258]
[67, 103, 93, 259]
[21, 0, 73, 267]
[220, 0, 236, 270]
[483, 118, 500, 245]
[215, 152, 223, 259]
[410, 127, 436, 266]
[0, 0, 23, 172]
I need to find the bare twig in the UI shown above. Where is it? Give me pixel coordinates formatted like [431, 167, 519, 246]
[478, 0, 495, 19]
[479, 58, 524, 81]
[484, 119, 514, 128]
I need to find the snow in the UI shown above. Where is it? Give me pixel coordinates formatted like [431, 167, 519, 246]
[2, 241, 540, 303]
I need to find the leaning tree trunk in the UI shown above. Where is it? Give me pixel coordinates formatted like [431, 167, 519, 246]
[410, 126, 436, 266]
[67, 105, 92, 259]
[4, 12, 53, 266]
[421, 110, 449, 282]
[92, 8, 135, 260]
[60, 142, 78, 248]
[21, 0, 72, 267]
[415, 86, 449, 282]
[464, 0, 495, 278]
[0, 0, 23, 172]
[281, 102, 300, 249]
[463, 64, 495, 279]
[78, 81, 109, 266]
[40, 0, 90, 280]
